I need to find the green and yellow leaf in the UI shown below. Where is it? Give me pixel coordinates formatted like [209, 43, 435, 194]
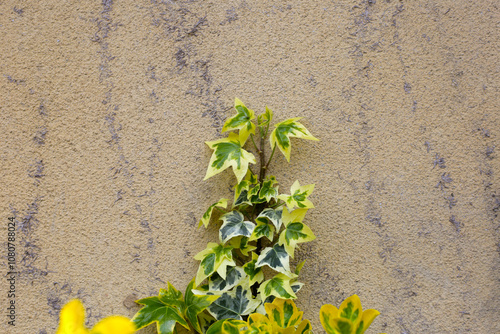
[258, 106, 273, 128]
[249, 219, 275, 242]
[209, 266, 246, 292]
[206, 319, 247, 334]
[219, 211, 256, 244]
[194, 243, 236, 286]
[256, 208, 283, 230]
[133, 283, 189, 334]
[319, 295, 381, 334]
[269, 117, 318, 162]
[264, 298, 303, 329]
[242, 252, 265, 286]
[278, 181, 315, 210]
[229, 236, 256, 256]
[184, 279, 220, 333]
[207, 282, 260, 320]
[258, 274, 297, 301]
[199, 198, 229, 228]
[259, 176, 279, 202]
[198, 312, 217, 334]
[222, 98, 256, 145]
[205, 133, 256, 184]
[279, 208, 316, 258]
[256, 244, 293, 276]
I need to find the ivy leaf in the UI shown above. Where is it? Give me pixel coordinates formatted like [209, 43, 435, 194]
[228, 236, 256, 256]
[242, 252, 265, 286]
[256, 208, 283, 230]
[205, 133, 256, 184]
[269, 117, 318, 162]
[279, 208, 315, 258]
[132, 283, 189, 334]
[249, 219, 275, 242]
[198, 312, 217, 334]
[209, 266, 246, 292]
[319, 295, 381, 334]
[184, 279, 220, 333]
[222, 98, 256, 145]
[258, 274, 297, 300]
[194, 243, 236, 286]
[264, 298, 304, 329]
[259, 176, 279, 202]
[207, 283, 260, 320]
[258, 106, 273, 127]
[247, 313, 273, 333]
[199, 198, 229, 228]
[278, 181, 315, 210]
[233, 172, 260, 207]
[255, 244, 293, 276]
[219, 211, 256, 244]
[206, 319, 247, 334]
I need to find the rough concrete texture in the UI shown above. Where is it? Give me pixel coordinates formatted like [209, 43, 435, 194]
[1, 0, 499, 333]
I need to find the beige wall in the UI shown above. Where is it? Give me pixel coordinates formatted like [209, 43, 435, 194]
[1, 1, 498, 333]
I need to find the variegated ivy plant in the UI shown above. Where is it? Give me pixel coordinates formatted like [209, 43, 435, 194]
[129, 98, 383, 334]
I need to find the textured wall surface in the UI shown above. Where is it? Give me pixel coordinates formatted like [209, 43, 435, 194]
[1, 1, 499, 333]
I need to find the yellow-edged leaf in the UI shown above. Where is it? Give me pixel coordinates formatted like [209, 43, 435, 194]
[278, 181, 315, 210]
[194, 242, 236, 286]
[222, 98, 256, 145]
[270, 118, 318, 162]
[205, 133, 256, 184]
[199, 198, 229, 228]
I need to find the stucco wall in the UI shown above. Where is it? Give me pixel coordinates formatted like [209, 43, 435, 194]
[1, 1, 498, 333]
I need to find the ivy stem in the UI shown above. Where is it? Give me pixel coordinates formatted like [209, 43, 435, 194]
[258, 131, 266, 183]
[265, 144, 277, 171]
[250, 134, 259, 153]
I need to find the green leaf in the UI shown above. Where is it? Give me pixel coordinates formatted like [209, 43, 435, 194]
[198, 312, 217, 334]
[258, 176, 279, 202]
[199, 198, 229, 228]
[242, 252, 265, 286]
[258, 106, 273, 127]
[194, 243, 236, 286]
[219, 211, 256, 244]
[278, 181, 315, 210]
[256, 208, 283, 230]
[258, 274, 297, 300]
[249, 219, 275, 242]
[222, 98, 256, 145]
[205, 133, 256, 184]
[278, 209, 316, 258]
[269, 117, 318, 162]
[255, 244, 293, 276]
[209, 266, 246, 292]
[294, 260, 306, 276]
[206, 319, 247, 334]
[184, 279, 220, 333]
[132, 283, 189, 334]
[207, 283, 260, 320]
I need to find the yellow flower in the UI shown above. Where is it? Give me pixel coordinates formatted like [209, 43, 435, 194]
[56, 299, 136, 334]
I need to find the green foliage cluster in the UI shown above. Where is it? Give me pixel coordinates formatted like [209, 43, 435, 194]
[131, 99, 382, 334]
